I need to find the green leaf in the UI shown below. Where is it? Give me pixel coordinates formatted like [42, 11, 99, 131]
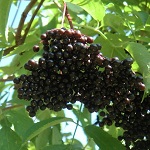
[1, 48, 37, 75]
[136, 36, 150, 43]
[42, 145, 69, 150]
[135, 11, 149, 26]
[70, 139, 83, 149]
[6, 109, 34, 139]
[103, 123, 124, 138]
[102, 14, 124, 33]
[95, 35, 128, 60]
[80, 26, 99, 36]
[8, 29, 15, 45]
[125, 42, 150, 91]
[84, 125, 125, 150]
[0, 126, 22, 150]
[52, 126, 63, 145]
[22, 117, 73, 146]
[0, 0, 12, 42]
[35, 128, 51, 150]
[67, 2, 83, 13]
[6, 40, 39, 57]
[0, 66, 17, 75]
[65, 0, 105, 21]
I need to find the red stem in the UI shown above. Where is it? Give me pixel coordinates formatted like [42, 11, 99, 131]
[65, 3, 74, 29]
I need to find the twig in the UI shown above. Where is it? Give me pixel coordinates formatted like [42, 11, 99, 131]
[3, 45, 17, 56]
[15, 0, 37, 45]
[0, 76, 15, 82]
[61, 2, 67, 27]
[21, 0, 45, 43]
[4, 0, 44, 56]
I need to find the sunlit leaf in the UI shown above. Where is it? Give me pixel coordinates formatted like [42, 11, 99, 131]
[0, 0, 12, 42]
[102, 14, 124, 33]
[103, 123, 124, 138]
[8, 30, 15, 45]
[5, 40, 39, 57]
[67, 2, 83, 13]
[65, 0, 105, 21]
[84, 125, 125, 150]
[1, 49, 37, 75]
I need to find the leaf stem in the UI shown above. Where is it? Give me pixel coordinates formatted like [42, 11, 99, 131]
[61, 2, 67, 28]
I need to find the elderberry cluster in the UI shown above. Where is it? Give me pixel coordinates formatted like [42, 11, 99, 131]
[13, 28, 148, 149]
[13, 28, 102, 117]
[13, 28, 145, 119]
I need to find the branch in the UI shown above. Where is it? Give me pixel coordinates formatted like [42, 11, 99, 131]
[4, 0, 44, 56]
[21, 0, 45, 43]
[3, 45, 17, 56]
[15, 0, 37, 45]
[0, 76, 15, 82]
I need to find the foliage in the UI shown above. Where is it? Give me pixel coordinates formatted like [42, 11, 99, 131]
[0, 0, 150, 150]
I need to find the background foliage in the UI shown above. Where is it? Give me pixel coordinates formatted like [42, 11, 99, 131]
[0, 0, 150, 150]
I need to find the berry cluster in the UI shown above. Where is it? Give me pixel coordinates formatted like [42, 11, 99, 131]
[14, 28, 102, 117]
[13, 28, 145, 116]
[13, 28, 148, 149]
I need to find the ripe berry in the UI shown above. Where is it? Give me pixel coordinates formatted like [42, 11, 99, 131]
[40, 33, 47, 40]
[33, 45, 39, 52]
[13, 77, 20, 84]
[66, 104, 73, 110]
[29, 111, 36, 117]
